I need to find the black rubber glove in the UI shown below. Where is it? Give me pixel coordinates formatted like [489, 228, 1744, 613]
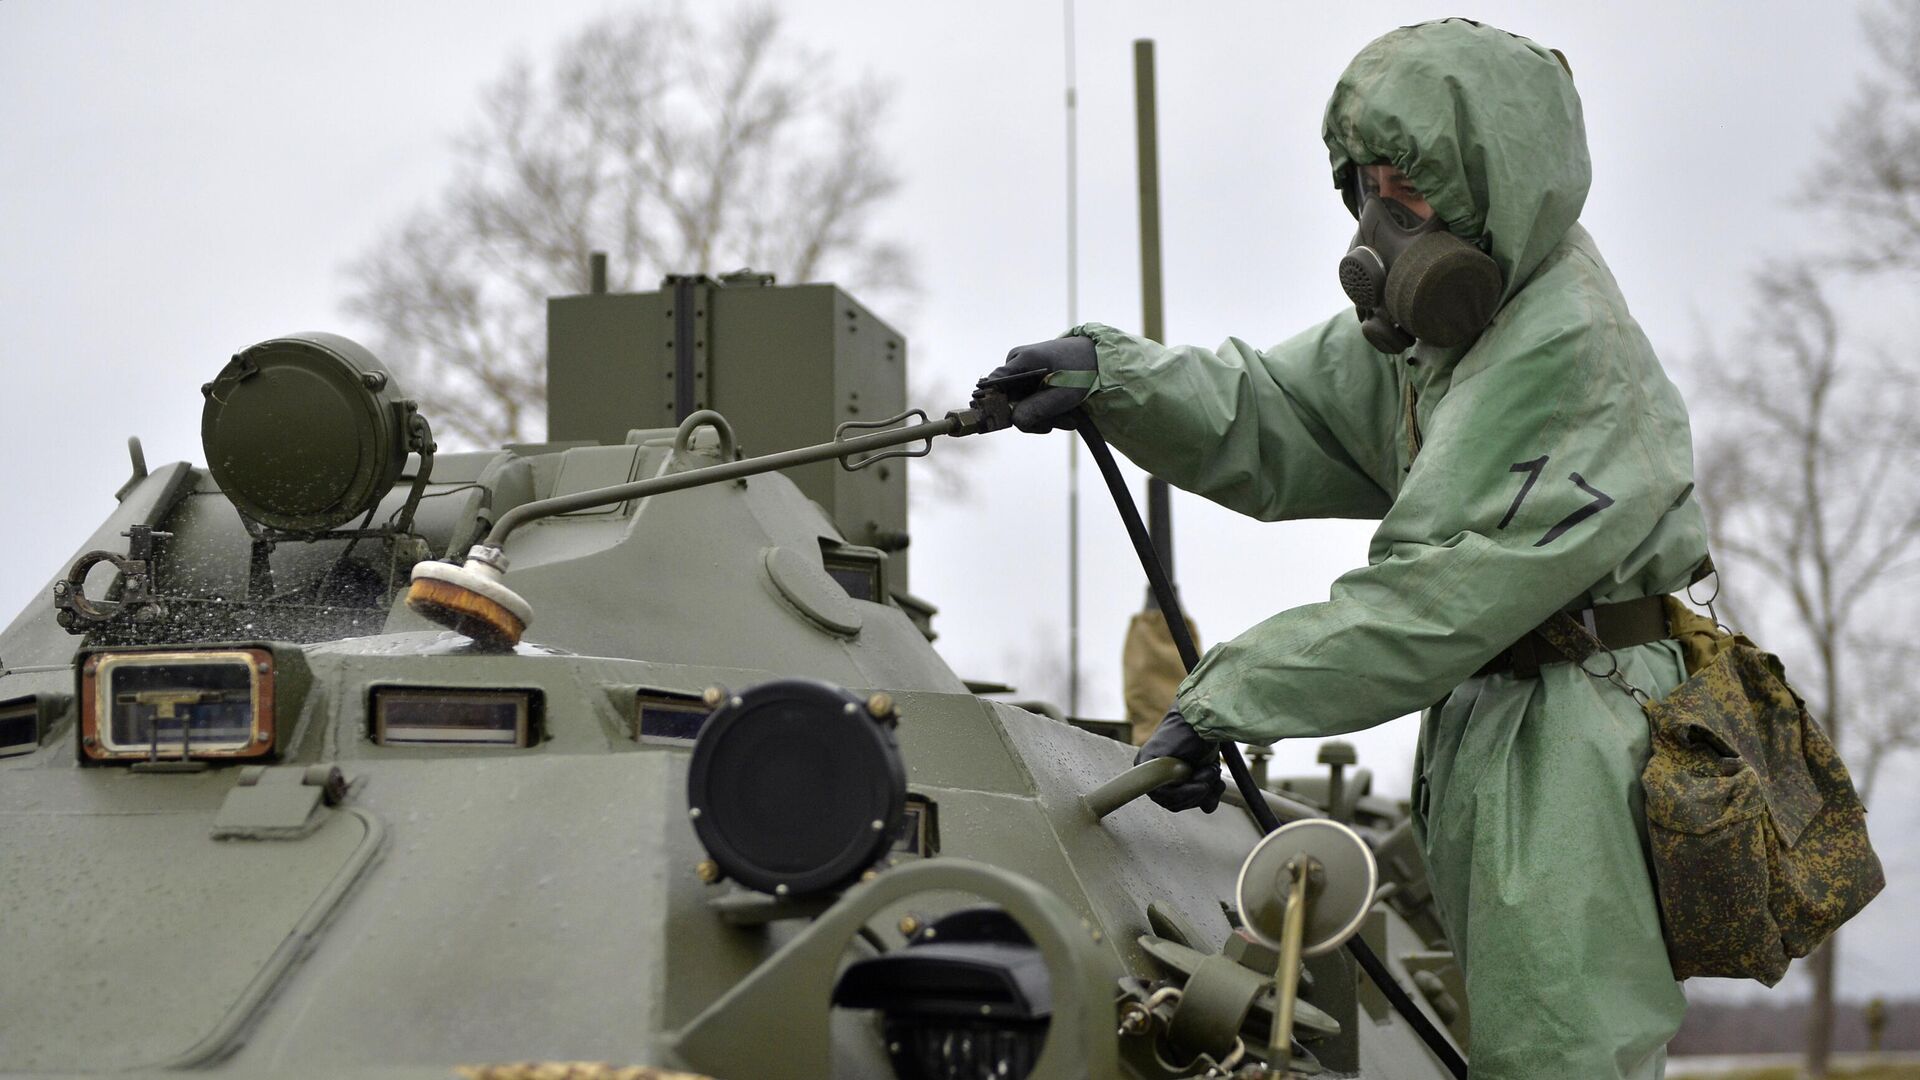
[1133, 707, 1225, 813]
[972, 335, 1097, 433]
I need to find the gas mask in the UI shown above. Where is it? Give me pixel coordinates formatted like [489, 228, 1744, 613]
[1337, 166, 1503, 354]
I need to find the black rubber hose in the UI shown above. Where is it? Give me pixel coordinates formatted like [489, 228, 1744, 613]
[1071, 416, 1470, 1080]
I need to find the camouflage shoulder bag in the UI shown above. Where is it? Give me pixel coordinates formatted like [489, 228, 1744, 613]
[1539, 595, 1884, 985]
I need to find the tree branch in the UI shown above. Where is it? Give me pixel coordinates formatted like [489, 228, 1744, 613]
[338, 6, 914, 446]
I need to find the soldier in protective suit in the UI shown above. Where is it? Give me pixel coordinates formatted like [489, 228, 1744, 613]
[982, 19, 1705, 1079]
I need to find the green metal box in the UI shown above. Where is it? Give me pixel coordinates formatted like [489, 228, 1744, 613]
[546, 277, 911, 586]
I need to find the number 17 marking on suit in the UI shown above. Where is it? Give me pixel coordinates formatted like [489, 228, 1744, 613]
[1498, 456, 1548, 529]
[1497, 455, 1614, 546]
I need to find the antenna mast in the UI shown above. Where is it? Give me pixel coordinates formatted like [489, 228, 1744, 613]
[1134, 39, 1175, 599]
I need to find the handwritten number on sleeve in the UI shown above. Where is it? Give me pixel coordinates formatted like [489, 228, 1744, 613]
[1498, 456, 1548, 529]
[1495, 456, 1615, 547]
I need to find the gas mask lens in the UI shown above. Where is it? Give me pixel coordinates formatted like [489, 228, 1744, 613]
[1350, 164, 1433, 223]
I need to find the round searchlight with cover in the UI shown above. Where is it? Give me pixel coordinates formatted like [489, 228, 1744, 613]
[687, 678, 908, 897]
[201, 333, 422, 533]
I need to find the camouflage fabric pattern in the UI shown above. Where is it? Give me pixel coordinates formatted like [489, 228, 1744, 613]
[1640, 599, 1883, 984]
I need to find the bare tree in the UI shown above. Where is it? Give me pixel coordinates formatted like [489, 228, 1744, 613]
[1804, 0, 1920, 274]
[1730, 5, 1920, 1071]
[343, 6, 911, 447]
[1846, 633, 1920, 803]
[1692, 265, 1920, 1078]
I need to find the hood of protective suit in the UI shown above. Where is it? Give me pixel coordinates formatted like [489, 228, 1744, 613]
[1323, 19, 1590, 305]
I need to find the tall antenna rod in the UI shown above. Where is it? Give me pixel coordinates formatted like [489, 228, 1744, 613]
[1064, 0, 1081, 716]
[1133, 39, 1175, 603]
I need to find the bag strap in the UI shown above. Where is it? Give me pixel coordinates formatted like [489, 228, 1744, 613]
[1537, 550, 1718, 702]
[1537, 609, 1655, 707]
[1537, 609, 1605, 662]
[1534, 551, 1719, 704]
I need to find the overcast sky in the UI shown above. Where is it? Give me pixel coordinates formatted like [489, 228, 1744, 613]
[3, 0, 1912, 998]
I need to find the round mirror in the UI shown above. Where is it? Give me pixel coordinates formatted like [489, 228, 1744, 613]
[1235, 818, 1378, 956]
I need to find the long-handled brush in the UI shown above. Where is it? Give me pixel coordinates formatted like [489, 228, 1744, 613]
[403, 407, 998, 650]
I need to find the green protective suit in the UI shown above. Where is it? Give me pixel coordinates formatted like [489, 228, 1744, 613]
[1075, 20, 1707, 1079]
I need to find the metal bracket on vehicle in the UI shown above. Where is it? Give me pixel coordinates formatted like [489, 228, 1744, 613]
[212, 765, 350, 840]
[54, 524, 172, 632]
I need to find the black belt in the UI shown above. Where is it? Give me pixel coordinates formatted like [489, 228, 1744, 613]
[1477, 595, 1670, 679]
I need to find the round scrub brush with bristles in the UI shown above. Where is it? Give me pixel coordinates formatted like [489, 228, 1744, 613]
[405, 545, 533, 648]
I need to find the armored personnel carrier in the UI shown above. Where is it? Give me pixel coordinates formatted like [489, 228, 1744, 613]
[0, 272, 1467, 1079]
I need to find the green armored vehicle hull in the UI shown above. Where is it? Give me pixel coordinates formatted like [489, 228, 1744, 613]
[0, 277, 1465, 1079]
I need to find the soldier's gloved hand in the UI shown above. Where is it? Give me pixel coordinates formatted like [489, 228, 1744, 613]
[1134, 707, 1225, 813]
[972, 335, 1097, 433]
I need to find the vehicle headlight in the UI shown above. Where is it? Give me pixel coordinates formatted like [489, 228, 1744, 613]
[80, 649, 275, 762]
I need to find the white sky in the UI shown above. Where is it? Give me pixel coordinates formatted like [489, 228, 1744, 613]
[3, 0, 1913, 999]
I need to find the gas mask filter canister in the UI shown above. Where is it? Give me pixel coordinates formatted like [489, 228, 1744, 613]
[1337, 170, 1503, 353]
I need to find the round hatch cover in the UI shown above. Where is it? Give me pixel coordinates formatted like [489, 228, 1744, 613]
[687, 678, 906, 897]
[201, 333, 412, 532]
